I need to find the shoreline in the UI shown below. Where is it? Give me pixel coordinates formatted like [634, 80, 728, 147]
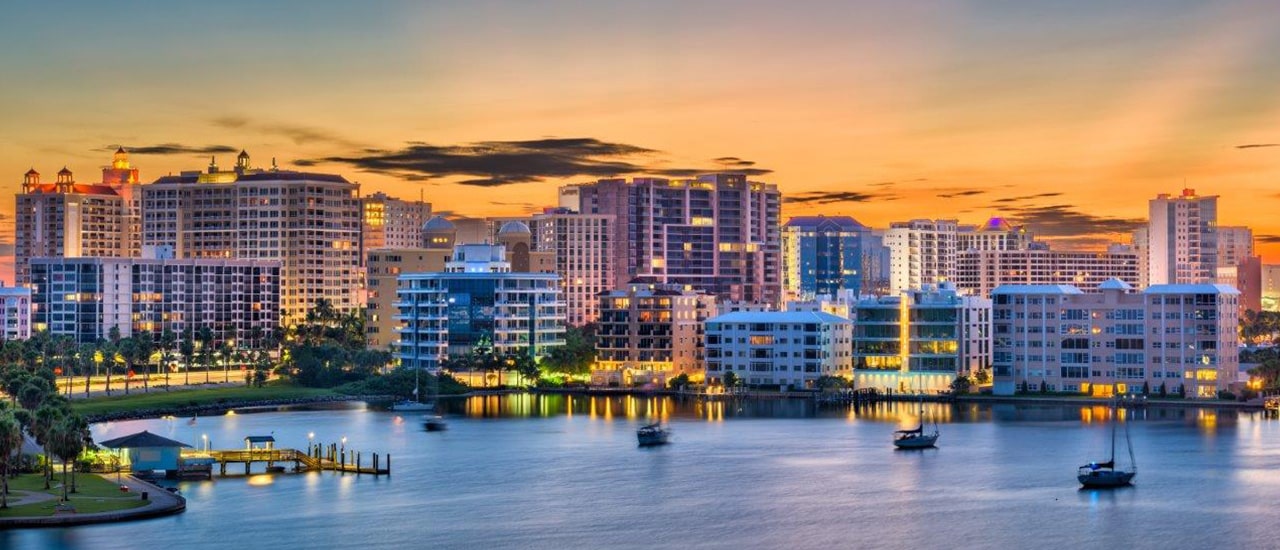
[0, 475, 185, 529]
[85, 394, 395, 423]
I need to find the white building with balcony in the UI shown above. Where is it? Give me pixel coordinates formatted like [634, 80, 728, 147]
[704, 310, 852, 389]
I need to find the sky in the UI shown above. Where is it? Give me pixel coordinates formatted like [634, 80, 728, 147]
[2, 0, 1280, 283]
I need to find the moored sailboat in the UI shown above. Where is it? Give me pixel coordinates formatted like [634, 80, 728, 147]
[1078, 396, 1136, 488]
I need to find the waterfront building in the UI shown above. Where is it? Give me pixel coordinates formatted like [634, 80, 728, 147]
[362, 191, 431, 258]
[572, 174, 782, 306]
[530, 209, 615, 326]
[593, 283, 716, 387]
[15, 149, 142, 285]
[29, 256, 280, 346]
[782, 215, 876, 300]
[494, 221, 556, 274]
[1147, 189, 1217, 285]
[395, 244, 566, 371]
[364, 216, 459, 348]
[852, 283, 992, 394]
[704, 310, 853, 389]
[885, 219, 960, 294]
[141, 152, 361, 324]
[0, 286, 32, 341]
[991, 279, 1239, 399]
[954, 246, 1140, 298]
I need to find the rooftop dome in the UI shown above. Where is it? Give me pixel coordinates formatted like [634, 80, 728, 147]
[497, 221, 531, 235]
[423, 215, 456, 232]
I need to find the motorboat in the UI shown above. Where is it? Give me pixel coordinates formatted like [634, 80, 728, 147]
[637, 423, 670, 446]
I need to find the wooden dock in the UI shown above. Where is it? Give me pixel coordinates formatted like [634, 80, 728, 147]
[202, 444, 390, 476]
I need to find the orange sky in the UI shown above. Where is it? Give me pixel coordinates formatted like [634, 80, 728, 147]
[2, 1, 1279, 284]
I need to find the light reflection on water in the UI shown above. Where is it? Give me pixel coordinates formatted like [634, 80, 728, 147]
[5, 395, 1278, 550]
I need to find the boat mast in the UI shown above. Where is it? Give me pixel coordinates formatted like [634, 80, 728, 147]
[1109, 398, 1117, 466]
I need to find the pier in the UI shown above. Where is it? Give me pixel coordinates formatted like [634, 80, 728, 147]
[196, 442, 390, 477]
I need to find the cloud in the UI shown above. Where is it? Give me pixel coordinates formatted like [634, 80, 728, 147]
[1256, 234, 1280, 244]
[784, 190, 898, 205]
[1237, 143, 1279, 149]
[212, 116, 364, 148]
[106, 143, 239, 155]
[1004, 204, 1144, 237]
[937, 189, 986, 199]
[305, 138, 770, 186]
[991, 192, 1064, 204]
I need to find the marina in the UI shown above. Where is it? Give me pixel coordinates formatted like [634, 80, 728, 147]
[4, 395, 1276, 549]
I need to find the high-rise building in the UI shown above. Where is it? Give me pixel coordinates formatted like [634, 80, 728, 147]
[0, 286, 32, 341]
[29, 256, 280, 346]
[141, 152, 361, 324]
[885, 219, 960, 293]
[782, 215, 878, 300]
[1131, 227, 1150, 288]
[593, 283, 716, 386]
[572, 174, 782, 306]
[954, 246, 1140, 298]
[395, 244, 566, 371]
[1216, 226, 1254, 268]
[957, 217, 1034, 252]
[851, 282, 991, 394]
[1147, 189, 1217, 285]
[1217, 256, 1262, 313]
[1263, 265, 1280, 312]
[531, 209, 615, 326]
[362, 191, 431, 256]
[15, 149, 142, 285]
[705, 310, 853, 389]
[991, 279, 1239, 399]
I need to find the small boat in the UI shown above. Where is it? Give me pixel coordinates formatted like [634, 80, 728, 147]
[1078, 395, 1136, 488]
[392, 368, 435, 412]
[893, 390, 938, 449]
[424, 415, 448, 432]
[265, 465, 287, 473]
[637, 423, 670, 446]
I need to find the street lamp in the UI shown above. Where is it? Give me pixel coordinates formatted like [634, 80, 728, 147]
[202, 433, 209, 452]
[340, 436, 347, 461]
[308, 431, 315, 455]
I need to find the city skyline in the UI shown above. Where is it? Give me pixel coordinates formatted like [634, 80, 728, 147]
[4, 1, 1280, 285]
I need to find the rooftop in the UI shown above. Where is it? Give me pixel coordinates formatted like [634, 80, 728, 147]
[991, 284, 1088, 295]
[98, 430, 192, 449]
[707, 310, 850, 324]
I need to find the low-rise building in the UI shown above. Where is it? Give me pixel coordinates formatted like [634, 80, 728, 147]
[704, 310, 853, 389]
[29, 257, 281, 346]
[0, 286, 32, 341]
[852, 283, 991, 393]
[954, 246, 1140, 298]
[592, 284, 716, 387]
[991, 279, 1239, 399]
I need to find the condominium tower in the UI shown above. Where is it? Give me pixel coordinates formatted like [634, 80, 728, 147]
[531, 208, 615, 326]
[1147, 189, 1217, 285]
[140, 152, 361, 323]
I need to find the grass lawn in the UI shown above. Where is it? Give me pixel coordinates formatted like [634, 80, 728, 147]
[0, 474, 149, 518]
[72, 382, 338, 417]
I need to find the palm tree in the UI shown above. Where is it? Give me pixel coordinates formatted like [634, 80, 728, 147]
[196, 326, 214, 384]
[51, 335, 76, 398]
[117, 337, 135, 395]
[159, 329, 177, 391]
[0, 411, 23, 509]
[218, 337, 235, 384]
[48, 416, 85, 502]
[132, 332, 155, 393]
[179, 328, 196, 387]
[31, 404, 64, 490]
[78, 344, 95, 398]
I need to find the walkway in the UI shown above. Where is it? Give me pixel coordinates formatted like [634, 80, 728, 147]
[0, 475, 185, 528]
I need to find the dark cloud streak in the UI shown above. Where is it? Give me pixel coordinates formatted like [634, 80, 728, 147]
[106, 143, 238, 155]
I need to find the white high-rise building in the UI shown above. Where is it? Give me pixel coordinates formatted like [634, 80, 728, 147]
[141, 151, 362, 324]
[886, 219, 960, 293]
[957, 217, 1034, 252]
[530, 208, 615, 326]
[954, 247, 1141, 298]
[1147, 189, 1217, 285]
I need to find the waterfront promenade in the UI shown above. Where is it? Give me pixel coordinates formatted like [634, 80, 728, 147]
[0, 475, 184, 528]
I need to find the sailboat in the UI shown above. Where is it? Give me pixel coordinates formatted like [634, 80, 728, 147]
[893, 390, 939, 449]
[391, 368, 434, 412]
[422, 368, 448, 432]
[1078, 397, 1136, 488]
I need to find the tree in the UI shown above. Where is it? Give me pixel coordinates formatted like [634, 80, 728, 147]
[668, 373, 691, 390]
[159, 328, 177, 391]
[196, 326, 215, 384]
[950, 375, 972, 394]
[18, 379, 52, 411]
[48, 415, 86, 502]
[0, 411, 22, 509]
[77, 344, 95, 398]
[723, 371, 739, 392]
[1018, 380, 1030, 394]
[31, 403, 65, 490]
[974, 369, 991, 385]
[179, 329, 196, 387]
[133, 332, 155, 393]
